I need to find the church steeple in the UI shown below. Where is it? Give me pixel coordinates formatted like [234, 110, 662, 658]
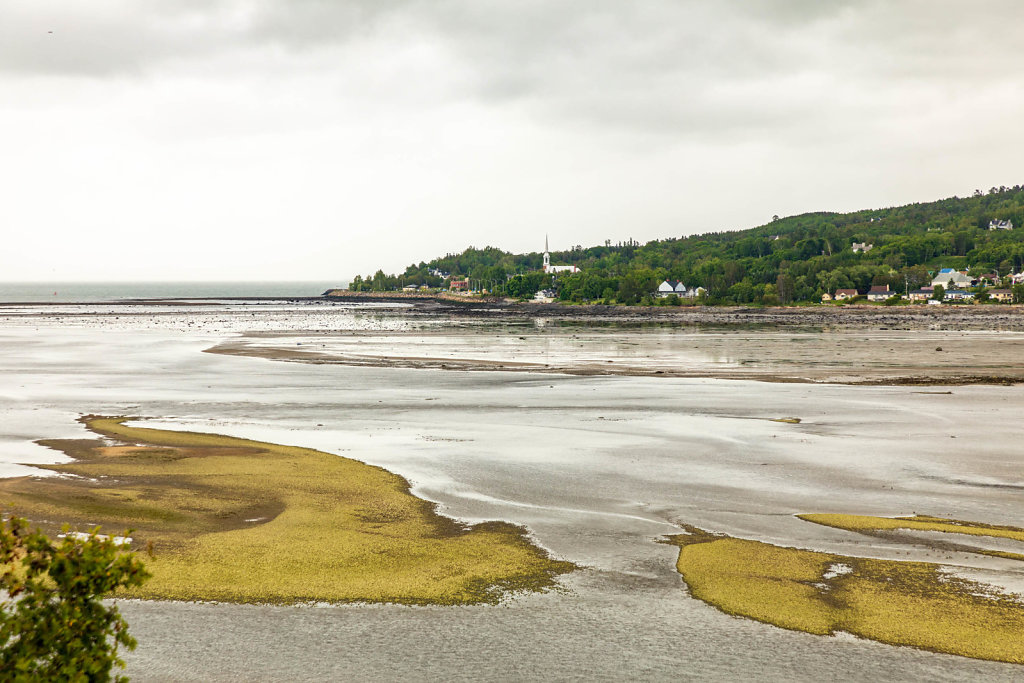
[543, 235, 550, 272]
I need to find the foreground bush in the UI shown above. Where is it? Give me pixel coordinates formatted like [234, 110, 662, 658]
[0, 517, 149, 681]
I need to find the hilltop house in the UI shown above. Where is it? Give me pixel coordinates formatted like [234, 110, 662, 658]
[867, 285, 894, 302]
[989, 219, 1014, 231]
[852, 242, 874, 253]
[931, 268, 973, 290]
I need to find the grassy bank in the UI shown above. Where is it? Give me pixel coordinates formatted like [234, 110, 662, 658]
[0, 417, 575, 605]
[665, 521, 1024, 664]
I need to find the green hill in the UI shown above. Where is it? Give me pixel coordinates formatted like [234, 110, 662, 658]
[348, 185, 1024, 304]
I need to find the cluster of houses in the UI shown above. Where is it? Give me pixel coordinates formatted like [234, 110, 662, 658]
[824, 268, 1020, 304]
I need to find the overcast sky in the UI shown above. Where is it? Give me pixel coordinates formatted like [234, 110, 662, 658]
[3, 1, 1023, 281]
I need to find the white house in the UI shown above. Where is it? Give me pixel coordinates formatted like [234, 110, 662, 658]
[657, 280, 702, 298]
[989, 219, 1014, 231]
[657, 280, 680, 296]
[866, 284, 894, 302]
[852, 242, 874, 253]
[931, 268, 973, 290]
[833, 288, 859, 301]
[542, 236, 580, 274]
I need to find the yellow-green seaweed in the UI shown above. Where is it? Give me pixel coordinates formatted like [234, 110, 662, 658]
[1, 416, 575, 605]
[799, 513, 1024, 561]
[800, 513, 1024, 543]
[665, 525, 1024, 664]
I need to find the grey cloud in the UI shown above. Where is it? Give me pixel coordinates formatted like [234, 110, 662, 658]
[4, 0, 1024, 140]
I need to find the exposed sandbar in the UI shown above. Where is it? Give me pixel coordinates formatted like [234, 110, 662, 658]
[205, 325, 1024, 386]
[665, 517, 1024, 664]
[0, 416, 575, 605]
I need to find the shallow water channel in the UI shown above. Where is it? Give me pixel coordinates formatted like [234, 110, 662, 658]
[1, 305, 1022, 681]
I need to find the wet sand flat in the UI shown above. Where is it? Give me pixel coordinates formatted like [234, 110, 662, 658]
[1, 303, 1024, 680]
[208, 326, 1024, 385]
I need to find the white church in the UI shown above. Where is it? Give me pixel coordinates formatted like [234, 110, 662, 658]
[542, 236, 580, 274]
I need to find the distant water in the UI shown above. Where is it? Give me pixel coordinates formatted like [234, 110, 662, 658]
[0, 281, 347, 303]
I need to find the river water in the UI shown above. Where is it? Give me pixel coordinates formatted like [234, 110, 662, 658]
[0, 302, 1021, 681]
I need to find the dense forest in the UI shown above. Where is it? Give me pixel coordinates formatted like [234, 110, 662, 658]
[347, 185, 1024, 305]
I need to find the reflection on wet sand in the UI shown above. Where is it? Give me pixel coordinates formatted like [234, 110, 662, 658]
[1, 302, 1023, 679]
[208, 325, 1024, 385]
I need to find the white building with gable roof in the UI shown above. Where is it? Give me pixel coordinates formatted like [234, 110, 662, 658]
[542, 236, 580, 274]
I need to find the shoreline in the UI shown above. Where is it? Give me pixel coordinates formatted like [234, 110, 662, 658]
[3, 291, 1024, 320]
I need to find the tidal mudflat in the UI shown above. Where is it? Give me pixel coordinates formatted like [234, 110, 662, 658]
[2, 301, 1024, 680]
[4, 416, 572, 605]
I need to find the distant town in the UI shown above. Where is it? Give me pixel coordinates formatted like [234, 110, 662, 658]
[339, 188, 1024, 306]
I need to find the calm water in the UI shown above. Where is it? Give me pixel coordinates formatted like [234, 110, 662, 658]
[0, 281, 346, 303]
[1, 317, 1020, 681]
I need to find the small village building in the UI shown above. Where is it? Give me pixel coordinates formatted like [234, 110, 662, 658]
[821, 292, 833, 302]
[989, 289, 1013, 303]
[658, 280, 680, 296]
[852, 242, 874, 253]
[867, 285, 894, 302]
[833, 288, 859, 301]
[542, 236, 581, 274]
[906, 289, 932, 302]
[657, 280, 701, 298]
[989, 219, 1014, 231]
[449, 278, 469, 291]
[533, 289, 556, 302]
[943, 289, 975, 301]
[931, 268, 973, 290]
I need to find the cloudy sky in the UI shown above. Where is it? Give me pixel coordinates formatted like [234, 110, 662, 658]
[2, 1, 1023, 281]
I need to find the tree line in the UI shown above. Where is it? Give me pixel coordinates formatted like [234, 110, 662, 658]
[347, 185, 1024, 305]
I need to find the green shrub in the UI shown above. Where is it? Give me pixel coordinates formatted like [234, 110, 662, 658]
[1, 518, 149, 682]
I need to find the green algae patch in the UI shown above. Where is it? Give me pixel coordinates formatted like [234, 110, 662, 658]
[798, 513, 1024, 562]
[799, 513, 1024, 544]
[665, 525, 1024, 664]
[1, 416, 575, 605]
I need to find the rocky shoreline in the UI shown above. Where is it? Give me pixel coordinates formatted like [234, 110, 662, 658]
[322, 294, 1024, 330]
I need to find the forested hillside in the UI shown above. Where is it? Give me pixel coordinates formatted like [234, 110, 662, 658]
[347, 185, 1024, 304]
